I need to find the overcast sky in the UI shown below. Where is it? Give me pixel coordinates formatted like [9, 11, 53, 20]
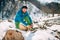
[38, 0, 60, 3]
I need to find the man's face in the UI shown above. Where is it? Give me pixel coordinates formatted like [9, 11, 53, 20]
[22, 8, 27, 13]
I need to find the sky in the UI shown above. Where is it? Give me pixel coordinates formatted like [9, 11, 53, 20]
[54, 0, 60, 3]
[38, 0, 60, 3]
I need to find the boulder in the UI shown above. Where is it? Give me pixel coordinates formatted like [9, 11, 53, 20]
[2, 30, 24, 40]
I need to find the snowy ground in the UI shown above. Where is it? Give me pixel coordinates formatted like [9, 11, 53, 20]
[0, 18, 60, 40]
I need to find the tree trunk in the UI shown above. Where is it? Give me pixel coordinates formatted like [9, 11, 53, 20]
[52, 13, 54, 17]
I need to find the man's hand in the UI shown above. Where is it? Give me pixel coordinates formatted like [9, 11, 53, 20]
[29, 24, 33, 28]
[27, 24, 33, 30]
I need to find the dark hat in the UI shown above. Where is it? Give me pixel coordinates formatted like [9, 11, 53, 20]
[22, 6, 28, 9]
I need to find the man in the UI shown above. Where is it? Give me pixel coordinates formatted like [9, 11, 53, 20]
[15, 6, 33, 31]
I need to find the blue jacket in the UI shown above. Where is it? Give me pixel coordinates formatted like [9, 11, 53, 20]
[15, 8, 32, 26]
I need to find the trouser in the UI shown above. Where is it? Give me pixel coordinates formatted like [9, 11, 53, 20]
[15, 22, 20, 29]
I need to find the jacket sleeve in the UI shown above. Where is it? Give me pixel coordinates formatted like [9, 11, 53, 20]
[27, 15, 32, 25]
[24, 13, 32, 25]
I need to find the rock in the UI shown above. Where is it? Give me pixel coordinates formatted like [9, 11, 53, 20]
[57, 31, 60, 39]
[2, 30, 24, 40]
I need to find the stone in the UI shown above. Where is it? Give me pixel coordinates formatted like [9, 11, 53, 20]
[2, 30, 24, 40]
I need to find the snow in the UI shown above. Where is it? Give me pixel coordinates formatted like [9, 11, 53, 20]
[0, 20, 15, 40]
[49, 25, 60, 31]
[0, 20, 59, 40]
[32, 29, 58, 40]
[40, 16, 60, 21]
[20, 29, 59, 40]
